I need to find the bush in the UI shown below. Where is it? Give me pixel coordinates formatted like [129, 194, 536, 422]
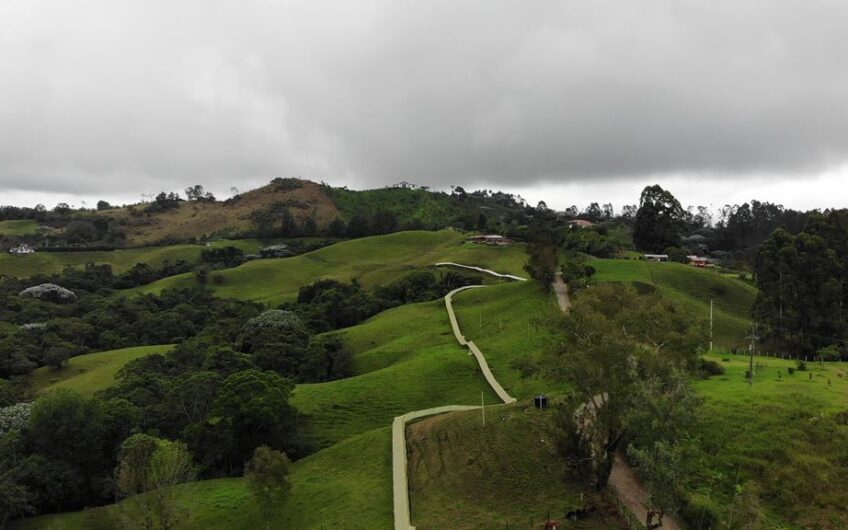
[700, 358, 725, 378]
[787, 367, 796, 375]
[817, 344, 842, 362]
[797, 360, 807, 371]
[678, 493, 720, 530]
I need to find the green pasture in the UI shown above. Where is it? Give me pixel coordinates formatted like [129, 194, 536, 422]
[0, 220, 39, 236]
[0, 239, 268, 278]
[124, 231, 528, 306]
[590, 259, 757, 349]
[28, 345, 175, 397]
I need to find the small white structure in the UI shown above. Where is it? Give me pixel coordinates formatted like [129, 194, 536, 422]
[643, 254, 668, 262]
[9, 244, 35, 255]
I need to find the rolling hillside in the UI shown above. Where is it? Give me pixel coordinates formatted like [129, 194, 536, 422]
[0, 239, 267, 278]
[28, 344, 174, 397]
[408, 405, 624, 529]
[590, 259, 757, 348]
[0, 220, 39, 237]
[96, 179, 340, 246]
[122, 230, 528, 306]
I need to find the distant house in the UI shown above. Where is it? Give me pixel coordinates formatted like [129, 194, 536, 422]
[389, 181, 419, 189]
[9, 244, 35, 255]
[568, 219, 594, 229]
[687, 255, 710, 267]
[643, 254, 668, 262]
[466, 234, 512, 246]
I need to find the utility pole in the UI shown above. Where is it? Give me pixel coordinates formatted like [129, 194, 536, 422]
[746, 322, 759, 387]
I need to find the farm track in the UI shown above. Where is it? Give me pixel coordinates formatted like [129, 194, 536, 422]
[391, 264, 525, 530]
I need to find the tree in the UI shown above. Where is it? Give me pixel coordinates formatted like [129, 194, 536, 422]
[185, 185, 205, 201]
[552, 283, 703, 516]
[244, 446, 291, 528]
[116, 434, 196, 530]
[524, 243, 558, 290]
[96, 200, 112, 211]
[212, 370, 297, 466]
[634, 185, 686, 252]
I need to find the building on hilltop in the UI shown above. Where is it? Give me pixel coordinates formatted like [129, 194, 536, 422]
[9, 244, 35, 255]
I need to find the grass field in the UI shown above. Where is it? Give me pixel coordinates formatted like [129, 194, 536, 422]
[681, 352, 848, 529]
[451, 280, 563, 399]
[0, 219, 39, 236]
[12, 426, 394, 530]
[28, 345, 175, 397]
[293, 298, 499, 449]
[0, 239, 274, 278]
[590, 259, 757, 349]
[124, 231, 528, 306]
[408, 404, 625, 529]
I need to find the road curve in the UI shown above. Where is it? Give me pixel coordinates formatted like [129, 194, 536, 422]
[392, 264, 524, 529]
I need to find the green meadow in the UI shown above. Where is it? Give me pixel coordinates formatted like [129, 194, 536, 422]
[590, 259, 757, 349]
[0, 219, 40, 237]
[123, 230, 528, 306]
[12, 426, 394, 530]
[28, 345, 175, 397]
[0, 239, 268, 278]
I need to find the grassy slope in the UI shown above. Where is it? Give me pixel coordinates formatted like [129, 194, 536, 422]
[408, 404, 624, 529]
[685, 353, 848, 529]
[0, 239, 268, 278]
[327, 187, 463, 226]
[292, 298, 499, 449]
[0, 219, 39, 236]
[12, 426, 394, 530]
[124, 231, 528, 306]
[451, 280, 563, 399]
[591, 259, 757, 349]
[28, 345, 174, 397]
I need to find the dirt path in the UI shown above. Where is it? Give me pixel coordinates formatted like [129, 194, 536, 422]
[553, 278, 682, 530]
[552, 272, 571, 313]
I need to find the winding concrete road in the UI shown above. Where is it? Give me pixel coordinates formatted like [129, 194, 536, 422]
[391, 264, 524, 530]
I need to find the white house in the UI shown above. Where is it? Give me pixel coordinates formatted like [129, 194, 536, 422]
[10, 244, 35, 255]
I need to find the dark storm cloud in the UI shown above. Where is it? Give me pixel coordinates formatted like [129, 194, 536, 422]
[2, 0, 848, 200]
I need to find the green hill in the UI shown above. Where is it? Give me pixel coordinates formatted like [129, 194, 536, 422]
[408, 404, 623, 529]
[590, 259, 757, 348]
[11, 425, 394, 530]
[123, 230, 528, 306]
[685, 353, 848, 528]
[0, 239, 267, 278]
[293, 298, 499, 449]
[28, 345, 175, 397]
[0, 220, 39, 237]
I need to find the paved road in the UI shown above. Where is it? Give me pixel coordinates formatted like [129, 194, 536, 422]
[392, 264, 523, 529]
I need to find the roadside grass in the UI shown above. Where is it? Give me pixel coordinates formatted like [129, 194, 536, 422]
[28, 345, 175, 397]
[124, 231, 528, 306]
[294, 298, 499, 449]
[590, 259, 756, 349]
[0, 239, 271, 278]
[683, 352, 848, 529]
[12, 426, 394, 530]
[451, 280, 564, 399]
[408, 404, 625, 529]
[0, 220, 39, 236]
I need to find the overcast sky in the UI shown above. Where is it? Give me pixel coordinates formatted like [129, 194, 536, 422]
[3, 1, 848, 213]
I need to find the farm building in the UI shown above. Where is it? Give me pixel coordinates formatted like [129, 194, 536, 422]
[643, 254, 668, 262]
[568, 219, 594, 228]
[687, 255, 710, 267]
[9, 244, 35, 255]
[466, 234, 512, 246]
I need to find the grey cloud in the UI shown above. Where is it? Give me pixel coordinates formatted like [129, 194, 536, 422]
[2, 1, 848, 199]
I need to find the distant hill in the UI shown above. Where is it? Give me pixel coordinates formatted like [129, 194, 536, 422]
[96, 178, 340, 246]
